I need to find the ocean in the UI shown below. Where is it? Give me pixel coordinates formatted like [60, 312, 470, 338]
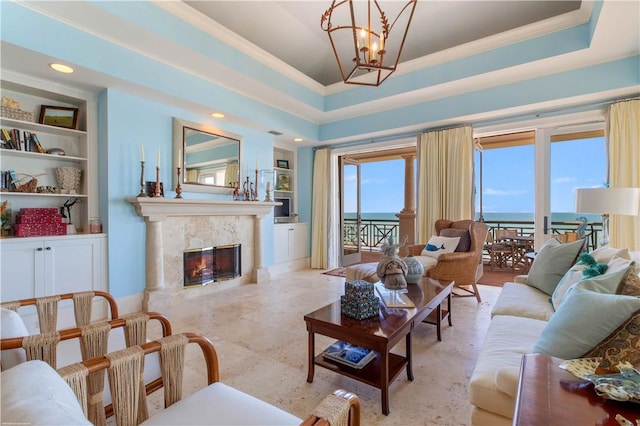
[345, 212, 601, 223]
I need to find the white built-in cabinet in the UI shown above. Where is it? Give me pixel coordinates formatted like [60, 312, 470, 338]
[0, 72, 106, 328]
[273, 223, 308, 264]
[0, 234, 107, 331]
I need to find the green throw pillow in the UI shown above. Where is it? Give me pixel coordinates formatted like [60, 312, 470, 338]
[558, 266, 631, 306]
[526, 238, 584, 296]
[533, 284, 640, 360]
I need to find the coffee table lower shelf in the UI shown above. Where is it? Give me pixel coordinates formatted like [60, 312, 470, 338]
[314, 352, 407, 389]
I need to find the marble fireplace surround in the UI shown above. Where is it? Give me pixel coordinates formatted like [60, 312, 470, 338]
[127, 198, 277, 311]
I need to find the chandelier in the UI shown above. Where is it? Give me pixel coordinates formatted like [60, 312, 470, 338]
[321, 0, 417, 86]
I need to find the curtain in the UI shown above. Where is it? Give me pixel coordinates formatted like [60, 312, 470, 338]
[607, 99, 640, 251]
[311, 148, 330, 268]
[185, 169, 199, 183]
[417, 126, 474, 243]
[224, 162, 239, 187]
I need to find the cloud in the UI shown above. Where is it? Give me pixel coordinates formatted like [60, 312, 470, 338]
[552, 176, 576, 184]
[484, 188, 528, 196]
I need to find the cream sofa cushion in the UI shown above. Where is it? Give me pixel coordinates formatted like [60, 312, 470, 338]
[490, 282, 554, 321]
[1, 360, 91, 425]
[469, 315, 547, 419]
[141, 382, 302, 425]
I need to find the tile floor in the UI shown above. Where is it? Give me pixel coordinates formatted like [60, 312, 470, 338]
[146, 269, 502, 425]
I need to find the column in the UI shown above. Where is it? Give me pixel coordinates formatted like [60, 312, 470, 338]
[397, 153, 417, 255]
[252, 214, 270, 283]
[145, 218, 164, 291]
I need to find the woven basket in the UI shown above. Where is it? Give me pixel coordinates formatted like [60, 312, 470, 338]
[1, 106, 35, 122]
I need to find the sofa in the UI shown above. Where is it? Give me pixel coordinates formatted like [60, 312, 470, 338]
[469, 241, 640, 425]
[1, 333, 361, 426]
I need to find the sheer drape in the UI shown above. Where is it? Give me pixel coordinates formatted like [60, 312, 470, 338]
[417, 126, 474, 243]
[311, 148, 330, 268]
[607, 99, 640, 251]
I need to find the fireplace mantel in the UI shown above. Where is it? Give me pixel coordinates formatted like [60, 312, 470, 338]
[126, 197, 277, 311]
[126, 197, 279, 221]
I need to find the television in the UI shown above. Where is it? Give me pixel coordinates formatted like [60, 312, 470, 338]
[274, 197, 291, 220]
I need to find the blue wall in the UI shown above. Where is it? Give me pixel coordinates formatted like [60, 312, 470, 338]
[101, 89, 274, 298]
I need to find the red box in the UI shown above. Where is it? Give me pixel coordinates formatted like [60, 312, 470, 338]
[19, 208, 59, 214]
[16, 214, 63, 224]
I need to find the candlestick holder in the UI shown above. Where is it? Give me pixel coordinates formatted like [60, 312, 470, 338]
[175, 166, 183, 199]
[153, 166, 162, 197]
[137, 161, 146, 197]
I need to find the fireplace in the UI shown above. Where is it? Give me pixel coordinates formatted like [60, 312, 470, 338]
[183, 244, 241, 286]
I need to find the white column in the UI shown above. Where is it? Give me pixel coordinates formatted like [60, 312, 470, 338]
[145, 218, 164, 291]
[252, 214, 270, 282]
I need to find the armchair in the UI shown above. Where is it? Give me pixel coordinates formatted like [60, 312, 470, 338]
[407, 219, 488, 302]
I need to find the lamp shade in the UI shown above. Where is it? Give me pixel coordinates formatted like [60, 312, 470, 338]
[575, 187, 640, 216]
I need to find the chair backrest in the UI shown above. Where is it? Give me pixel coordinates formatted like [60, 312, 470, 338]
[495, 229, 517, 240]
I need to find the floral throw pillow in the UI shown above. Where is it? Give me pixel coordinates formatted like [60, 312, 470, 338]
[583, 308, 640, 374]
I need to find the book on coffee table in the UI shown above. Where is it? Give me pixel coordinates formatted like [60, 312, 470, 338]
[322, 340, 376, 369]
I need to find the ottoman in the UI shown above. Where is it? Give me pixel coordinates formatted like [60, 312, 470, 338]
[345, 262, 379, 283]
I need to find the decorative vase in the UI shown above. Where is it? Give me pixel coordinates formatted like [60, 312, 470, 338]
[403, 255, 424, 284]
[55, 167, 82, 194]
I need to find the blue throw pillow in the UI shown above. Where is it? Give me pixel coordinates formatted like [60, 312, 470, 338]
[533, 283, 640, 359]
[526, 238, 584, 296]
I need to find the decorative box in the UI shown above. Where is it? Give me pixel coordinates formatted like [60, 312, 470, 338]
[341, 296, 379, 320]
[1, 106, 35, 123]
[341, 280, 380, 320]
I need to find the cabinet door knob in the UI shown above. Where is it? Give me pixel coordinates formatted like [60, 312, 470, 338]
[45, 247, 52, 250]
[36, 247, 43, 251]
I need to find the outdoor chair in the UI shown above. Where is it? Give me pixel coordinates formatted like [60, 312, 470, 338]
[484, 229, 517, 270]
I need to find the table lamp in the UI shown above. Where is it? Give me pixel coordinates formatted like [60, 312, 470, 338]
[575, 187, 640, 246]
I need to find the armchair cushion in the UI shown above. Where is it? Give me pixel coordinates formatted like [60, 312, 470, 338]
[0, 308, 29, 369]
[421, 235, 460, 258]
[439, 228, 472, 252]
[141, 382, 302, 425]
[1, 360, 91, 425]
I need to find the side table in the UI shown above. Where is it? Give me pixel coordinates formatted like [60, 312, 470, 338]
[513, 354, 639, 426]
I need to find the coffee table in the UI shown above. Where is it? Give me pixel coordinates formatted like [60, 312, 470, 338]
[304, 277, 454, 415]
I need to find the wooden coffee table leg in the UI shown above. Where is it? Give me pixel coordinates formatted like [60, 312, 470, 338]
[381, 351, 390, 415]
[436, 304, 442, 341]
[306, 329, 315, 383]
[447, 293, 452, 326]
[406, 333, 414, 381]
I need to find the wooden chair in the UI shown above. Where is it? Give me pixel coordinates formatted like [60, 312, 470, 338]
[1, 313, 172, 425]
[1, 291, 119, 333]
[484, 229, 517, 270]
[56, 333, 361, 426]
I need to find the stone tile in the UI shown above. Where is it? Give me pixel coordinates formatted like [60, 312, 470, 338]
[147, 269, 501, 425]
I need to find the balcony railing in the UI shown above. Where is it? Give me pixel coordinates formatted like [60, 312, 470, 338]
[343, 218, 603, 253]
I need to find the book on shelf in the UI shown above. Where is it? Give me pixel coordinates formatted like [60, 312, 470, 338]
[31, 133, 45, 153]
[322, 341, 376, 369]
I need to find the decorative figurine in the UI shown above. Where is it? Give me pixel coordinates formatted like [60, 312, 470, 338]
[376, 236, 409, 290]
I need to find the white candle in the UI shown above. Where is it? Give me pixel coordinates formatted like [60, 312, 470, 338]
[140, 144, 144, 162]
[178, 148, 182, 165]
[255, 159, 258, 171]
[266, 181, 271, 191]
[380, 32, 385, 51]
[157, 148, 160, 167]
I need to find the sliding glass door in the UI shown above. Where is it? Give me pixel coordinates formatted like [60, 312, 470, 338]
[340, 157, 361, 266]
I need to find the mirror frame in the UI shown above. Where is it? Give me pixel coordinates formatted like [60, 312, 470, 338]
[172, 117, 241, 195]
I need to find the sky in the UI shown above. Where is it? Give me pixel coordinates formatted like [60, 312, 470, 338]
[343, 136, 606, 215]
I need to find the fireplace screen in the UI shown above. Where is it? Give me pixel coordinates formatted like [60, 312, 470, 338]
[183, 244, 241, 286]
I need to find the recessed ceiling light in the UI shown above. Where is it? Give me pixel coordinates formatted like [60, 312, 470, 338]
[211, 113, 224, 118]
[49, 63, 74, 73]
[294, 138, 303, 142]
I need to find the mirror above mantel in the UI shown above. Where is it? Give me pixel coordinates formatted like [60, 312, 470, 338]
[172, 117, 241, 195]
